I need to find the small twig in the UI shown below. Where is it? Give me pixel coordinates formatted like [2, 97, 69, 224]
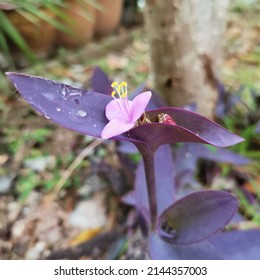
[53, 138, 104, 195]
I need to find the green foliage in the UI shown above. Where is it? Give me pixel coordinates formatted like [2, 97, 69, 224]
[0, 0, 101, 67]
[16, 170, 40, 201]
[231, 0, 260, 12]
[224, 117, 260, 159]
[16, 151, 84, 201]
[128, 153, 141, 164]
[16, 168, 61, 201]
[221, 84, 260, 163]
[0, 10, 36, 66]
[0, 1, 65, 66]
[235, 186, 260, 226]
[5, 127, 52, 154]
[205, 145, 218, 153]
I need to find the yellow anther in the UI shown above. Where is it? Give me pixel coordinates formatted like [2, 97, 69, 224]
[111, 81, 118, 88]
[120, 81, 127, 87]
[121, 92, 127, 98]
[111, 81, 128, 99]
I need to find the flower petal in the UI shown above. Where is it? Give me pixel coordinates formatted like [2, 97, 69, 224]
[106, 91, 151, 123]
[101, 119, 135, 139]
[130, 91, 152, 122]
[105, 99, 133, 122]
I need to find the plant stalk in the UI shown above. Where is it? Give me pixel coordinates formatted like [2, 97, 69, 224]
[142, 151, 157, 231]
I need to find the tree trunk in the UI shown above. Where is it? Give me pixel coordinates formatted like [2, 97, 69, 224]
[144, 0, 230, 118]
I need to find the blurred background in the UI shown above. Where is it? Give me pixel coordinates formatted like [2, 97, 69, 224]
[0, 0, 259, 259]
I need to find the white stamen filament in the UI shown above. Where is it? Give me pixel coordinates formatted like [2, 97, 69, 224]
[111, 81, 131, 121]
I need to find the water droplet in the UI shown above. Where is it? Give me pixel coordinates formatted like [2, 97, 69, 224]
[185, 152, 192, 158]
[74, 98, 80, 105]
[44, 114, 50, 120]
[159, 220, 177, 241]
[93, 124, 97, 128]
[69, 92, 81, 97]
[76, 110, 88, 117]
[61, 87, 67, 100]
[196, 132, 200, 136]
[42, 92, 55, 101]
[56, 107, 61, 112]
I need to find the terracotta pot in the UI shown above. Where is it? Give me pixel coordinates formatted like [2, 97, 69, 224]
[95, 0, 123, 37]
[7, 9, 56, 59]
[55, 0, 96, 48]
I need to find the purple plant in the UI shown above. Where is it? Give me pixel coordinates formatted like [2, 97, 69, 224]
[7, 70, 255, 260]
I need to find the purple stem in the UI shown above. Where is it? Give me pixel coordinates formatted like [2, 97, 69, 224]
[142, 151, 157, 230]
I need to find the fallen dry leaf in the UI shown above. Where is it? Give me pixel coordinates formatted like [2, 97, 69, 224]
[107, 54, 129, 70]
[0, 154, 8, 166]
[70, 228, 102, 246]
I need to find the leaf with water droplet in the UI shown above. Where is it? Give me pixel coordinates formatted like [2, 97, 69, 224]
[6, 72, 112, 138]
[76, 110, 88, 117]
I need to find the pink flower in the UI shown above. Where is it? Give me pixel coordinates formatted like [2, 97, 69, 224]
[101, 81, 152, 139]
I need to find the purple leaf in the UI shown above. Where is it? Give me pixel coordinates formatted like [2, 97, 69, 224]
[175, 170, 201, 196]
[122, 145, 175, 224]
[215, 81, 243, 119]
[117, 141, 138, 154]
[158, 190, 238, 245]
[210, 230, 260, 260]
[126, 108, 244, 152]
[175, 143, 249, 181]
[118, 119, 247, 160]
[256, 121, 260, 133]
[91, 67, 112, 95]
[174, 143, 249, 192]
[7, 72, 111, 138]
[149, 233, 223, 260]
[154, 145, 176, 215]
[188, 143, 248, 165]
[229, 212, 245, 225]
[193, 144, 250, 165]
